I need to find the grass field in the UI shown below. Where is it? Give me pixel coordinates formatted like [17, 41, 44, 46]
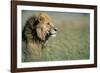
[42, 23, 90, 61]
[22, 11, 90, 62]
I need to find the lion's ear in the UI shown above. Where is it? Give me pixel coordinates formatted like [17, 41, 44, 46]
[37, 12, 49, 22]
[36, 27, 46, 41]
[38, 15, 45, 22]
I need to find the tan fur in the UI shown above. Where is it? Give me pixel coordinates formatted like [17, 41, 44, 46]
[22, 12, 57, 61]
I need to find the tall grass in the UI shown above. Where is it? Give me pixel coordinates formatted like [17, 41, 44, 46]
[42, 22, 90, 61]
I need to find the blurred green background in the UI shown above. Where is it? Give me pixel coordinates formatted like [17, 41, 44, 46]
[22, 10, 90, 62]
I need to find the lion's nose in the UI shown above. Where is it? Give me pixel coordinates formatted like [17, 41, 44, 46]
[54, 28, 57, 31]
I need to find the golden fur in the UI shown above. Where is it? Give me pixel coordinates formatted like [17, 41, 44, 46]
[22, 12, 57, 61]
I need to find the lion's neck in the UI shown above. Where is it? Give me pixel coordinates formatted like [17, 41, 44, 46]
[27, 39, 45, 49]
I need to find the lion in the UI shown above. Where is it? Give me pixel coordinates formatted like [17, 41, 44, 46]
[22, 12, 57, 61]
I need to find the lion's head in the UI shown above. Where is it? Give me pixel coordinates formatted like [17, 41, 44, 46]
[36, 12, 57, 41]
[22, 12, 57, 48]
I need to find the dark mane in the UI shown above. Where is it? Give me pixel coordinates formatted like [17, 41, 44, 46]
[22, 16, 45, 48]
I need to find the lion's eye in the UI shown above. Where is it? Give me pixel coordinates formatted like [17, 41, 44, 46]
[47, 22, 50, 25]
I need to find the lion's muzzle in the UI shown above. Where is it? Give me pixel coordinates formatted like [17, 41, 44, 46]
[49, 28, 57, 37]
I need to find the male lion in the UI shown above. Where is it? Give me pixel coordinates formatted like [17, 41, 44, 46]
[22, 12, 57, 61]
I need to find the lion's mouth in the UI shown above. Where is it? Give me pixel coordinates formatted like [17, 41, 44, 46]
[49, 28, 57, 37]
[45, 28, 57, 41]
[50, 31, 56, 37]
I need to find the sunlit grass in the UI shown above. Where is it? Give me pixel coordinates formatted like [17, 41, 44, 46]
[41, 23, 90, 61]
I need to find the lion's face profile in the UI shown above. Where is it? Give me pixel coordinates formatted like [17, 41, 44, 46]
[36, 12, 57, 41]
[22, 12, 57, 49]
